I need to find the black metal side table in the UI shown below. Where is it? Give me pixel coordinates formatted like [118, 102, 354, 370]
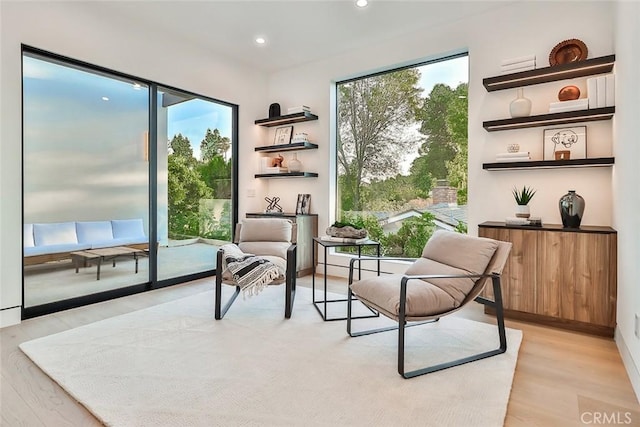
[312, 237, 381, 321]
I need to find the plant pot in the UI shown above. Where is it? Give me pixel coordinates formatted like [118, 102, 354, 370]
[515, 204, 530, 219]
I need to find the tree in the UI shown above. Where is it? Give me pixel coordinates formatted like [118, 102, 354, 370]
[410, 83, 468, 199]
[167, 154, 212, 238]
[169, 133, 194, 160]
[337, 69, 423, 211]
[197, 155, 232, 198]
[200, 128, 231, 162]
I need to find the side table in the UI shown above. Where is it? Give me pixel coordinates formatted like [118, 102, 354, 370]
[312, 237, 381, 321]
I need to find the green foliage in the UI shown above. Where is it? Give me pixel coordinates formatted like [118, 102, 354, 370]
[197, 155, 232, 198]
[170, 133, 194, 160]
[200, 200, 232, 241]
[454, 220, 468, 234]
[386, 212, 436, 258]
[200, 128, 231, 162]
[411, 83, 468, 199]
[337, 69, 423, 211]
[167, 154, 213, 239]
[512, 185, 536, 205]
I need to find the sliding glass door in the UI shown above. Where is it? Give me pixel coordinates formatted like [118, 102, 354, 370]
[22, 47, 237, 317]
[22, 52, 150, 309]
[156, 87, 234, 281]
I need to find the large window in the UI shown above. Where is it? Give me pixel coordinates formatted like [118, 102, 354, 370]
[22, 47, 236, 316]
[336, 54, 468, 257]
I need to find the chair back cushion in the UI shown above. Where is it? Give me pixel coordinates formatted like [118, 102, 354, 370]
[405, 230, 499, 307]
[237, 218, 293, 260]
[239, 218, 292, 243]
[420, 230, 498, 276]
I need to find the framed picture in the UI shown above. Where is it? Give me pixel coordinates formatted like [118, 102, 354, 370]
[274, 126, 293, 145]
[295, 193, 311, 215]
[543, 126, 587, 160]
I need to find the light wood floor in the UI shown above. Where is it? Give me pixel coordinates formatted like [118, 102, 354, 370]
[2, 275, 639, 426]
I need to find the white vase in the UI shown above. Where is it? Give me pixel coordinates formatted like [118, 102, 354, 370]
[288, 153, 302, 172]
[515, 204, 530, 219]
[509, 88, 532, 118]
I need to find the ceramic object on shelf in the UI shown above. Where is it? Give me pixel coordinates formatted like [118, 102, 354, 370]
[288, 153, 302, 172]
[509, 88, 532, 118]
[559, 190, 585, 228]
[515, 204, 531, 219]
[558, 85, 581, 101]
[507, 143, 520, 153]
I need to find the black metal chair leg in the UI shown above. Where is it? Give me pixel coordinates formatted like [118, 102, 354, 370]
[215, 249, 240, 320]
[285, 245, 297, 318]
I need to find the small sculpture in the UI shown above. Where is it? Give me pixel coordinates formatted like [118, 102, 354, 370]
[272, 154, 284, 168]
[264, 196, 283, 213]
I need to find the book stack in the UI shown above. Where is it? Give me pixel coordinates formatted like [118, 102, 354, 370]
[495, 151, 531, 162]
[320, 235, 369, 244]
[586, 74, 615, 109]
[287, 105, 311, 114]
[549, 98, 589, 113]
[505, 217, 542, 226]
[500, 55, 536, 74]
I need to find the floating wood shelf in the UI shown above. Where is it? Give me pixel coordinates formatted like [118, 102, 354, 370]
[483, 107, 614, 131]
[254, 142, 318, 153]
[483, 55, 615, 92]
[483, 157, 614, 170]
[254, 172, 318, 178]
[254, 112, 319, 127]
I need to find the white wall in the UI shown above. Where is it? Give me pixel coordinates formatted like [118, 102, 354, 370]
[263, 0, 639, 400]
[613, 0, 640, 401]
[0, 1, 267, 325]
[265, 1, 615, 270]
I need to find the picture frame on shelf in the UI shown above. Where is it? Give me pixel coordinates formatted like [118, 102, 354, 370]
[295, 193, 311, 215]
[274, 126, 293, 145]
[543, 126, 587, 160]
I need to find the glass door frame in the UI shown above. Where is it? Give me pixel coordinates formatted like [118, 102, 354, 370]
[21, 45, 238, 319]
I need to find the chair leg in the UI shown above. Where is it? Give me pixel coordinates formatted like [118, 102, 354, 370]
[398, 275, 508, 379]
[214, 249, 240, 320]
[284, 245, 297, 318]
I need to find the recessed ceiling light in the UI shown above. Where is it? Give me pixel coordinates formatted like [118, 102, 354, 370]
[101, 96, 109, 101]
[255, 37, 266, 45]
[355, 0, 368, 8]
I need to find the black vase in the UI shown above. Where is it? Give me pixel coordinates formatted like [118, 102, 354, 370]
[559, 190, 585, 228]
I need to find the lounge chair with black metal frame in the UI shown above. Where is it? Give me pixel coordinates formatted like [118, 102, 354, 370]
[215, 218, 297, 319]
[346, 229, 512, 379]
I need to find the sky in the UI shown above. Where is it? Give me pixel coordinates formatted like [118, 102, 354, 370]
[167, 99, 232, 161]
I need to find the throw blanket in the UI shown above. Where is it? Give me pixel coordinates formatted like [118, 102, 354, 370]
[221, 244, 280, 297]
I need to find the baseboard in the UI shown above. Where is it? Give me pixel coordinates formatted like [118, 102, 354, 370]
[615, 327, 640, 404]
[0, 306, 22, 328]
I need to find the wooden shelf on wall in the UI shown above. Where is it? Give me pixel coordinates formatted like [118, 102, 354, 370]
[254, 112, 319, 127]
[483, 55, 615, 92]
[483, 157, 615, 170]
[483, 107, 614, 131]
[254, 142, 318, 153]
[254, 172, 318, 178]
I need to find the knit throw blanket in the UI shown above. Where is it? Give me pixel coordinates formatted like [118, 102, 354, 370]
[221, 244, 281, 297]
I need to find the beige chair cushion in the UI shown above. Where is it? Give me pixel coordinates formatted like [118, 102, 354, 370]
[238, 241, 290, 260]
[405, 258, 476, 304]
[351, 274, 457, 318]
[421, 230, 499, 275]
[351, 230, 501, 319]
[239, 218, 292, 242]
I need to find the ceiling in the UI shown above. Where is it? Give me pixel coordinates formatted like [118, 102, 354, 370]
[78, 0, 517, 73]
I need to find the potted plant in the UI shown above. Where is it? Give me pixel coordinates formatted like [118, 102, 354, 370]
[512, 185, 536, 218]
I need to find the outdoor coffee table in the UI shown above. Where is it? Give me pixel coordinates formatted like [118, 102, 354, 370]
[70, 246, 145, 280]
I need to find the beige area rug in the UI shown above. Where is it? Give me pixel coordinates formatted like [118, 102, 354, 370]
[20, 287, 522, 427]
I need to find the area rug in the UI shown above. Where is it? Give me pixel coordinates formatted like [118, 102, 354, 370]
[20, 286, 522, 427]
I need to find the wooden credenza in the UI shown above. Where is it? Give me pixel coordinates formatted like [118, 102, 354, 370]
[479, 222, 617, 337]
[246, 213, 318, 277]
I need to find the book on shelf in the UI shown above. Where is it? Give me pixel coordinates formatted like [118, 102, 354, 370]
[320, 235, 369, 244]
